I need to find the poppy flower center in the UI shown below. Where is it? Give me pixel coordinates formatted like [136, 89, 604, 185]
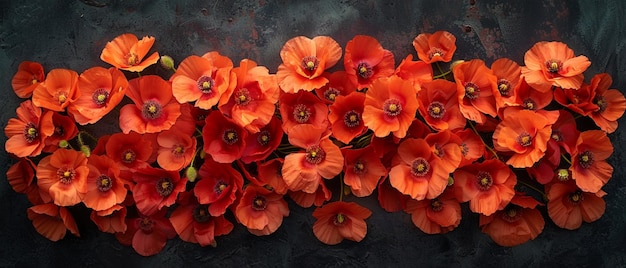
[497, 79, 511, 96]
[305, 145, 326, 164]
[568, 190, 584, 204]
[92, 88, 109, 106]
[222, 129, 239, 145]
[215, 181, 228, 195]
[522, 98, 537, 110]
[333, 213, 346, 225]
[301, 56, 319, 74]
[257, 130, 271, 146]
[516, 132, 533, 147]
[137, 217, 154, 233]
[594, 96, 608, 112]
[57, 167, 76, 184]
[353, 159, 366, 174]
[23, 123, 38, 143]
[460, 143, 469, 156]
[410, 157, 430, 177]
[126, 53, 139, 66]
[476, 171, 493, 191]
[428, 101, 446, 119]
[197, 76, 215, 94]
[357, 62, 373, 79]
[142, 100, 163, 120]
[252, 196, 267, 211]
[57, 91, 68, 104]
[155, 177, 174, 197]
[578, 151, 594, 169]
[172, 145, 185, 156]
[193, 204, 211, 223]
[430, 198, 444, 212]
[556, 168, 570, 181]
[546, 59, 562, 73]
[234, 88, 252, 106]
[343, 110, 362, 128]
[501, 205, 522, 222]
[54, 125, 65, 137]
[324, 88, 340, 102]
[121, 149, 136, 163]
[433, 144, 444, 158]
[427, 47, 445, 60]
[383, 99, 402, 117]
[464, 82, 480, 100]
[293, 104, 312, 123]
[551, 130, 563, 142]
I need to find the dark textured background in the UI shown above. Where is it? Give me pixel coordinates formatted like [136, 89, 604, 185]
[1, 0, 625, 267]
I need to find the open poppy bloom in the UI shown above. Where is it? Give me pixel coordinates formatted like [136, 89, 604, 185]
[424, 130, 463, 174]
[344, 35, 395, 90]
[105, 131, 154, 171]
[513, 79, 553, 112]
[132, 166, 186, 216]
[569, 130, 614, 193]
[241, 115, 283, 164]
[40, 111, 78, 153]
[5, 100, 53, 157]
[169, 191, 233, 247]
[417, 79, 465, 131]
[393, 54, 433, 89]
[120, 75, 181, 134]
[32, 68, 79, 112]
[83, 155, 127, 211]
[328, 92, 367, 144]
[454, 128, 485, 167]
[202, 111, 248, 163]
[404, 187, 461, 234]
[156, 128, 197, 171]
[453, 159, 517, 216]
[100, 33, 160, 72]
[282, 124, 344, 193]
[453, 59, 499, 124]
[377, 176, 410, 212]
[90, 204, 127, 234]
[288, 180, 332, 208]
[587, 73, 626, 133]
[279, 91, 329, 135]
[36, 149, 89, 206]
[235, 185, 289, 236]
[522, 41, 591, 92]
[12, 61, 45, 98]
[314, 71, 357, 104]
[362, 75, 418, 139]
[312, 201, 372, 245]
[276, 36, 342, 93]
[553, 81, 597, 116]
[118, 209, 176, 256]
[194, 158, 244, 216]
[6, 158, 40, 202]
[341, 146, 387, 197]
[27, 203, 80, 241]
[479, 192, 545, 246]
[491, 58, 522, 110]
[68, 67, 128, 125]
[412, 30, 456, 64]
[546, 180, 606, 230]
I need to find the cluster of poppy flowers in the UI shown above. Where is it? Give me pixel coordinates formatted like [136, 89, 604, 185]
[5, 31, 625, 256]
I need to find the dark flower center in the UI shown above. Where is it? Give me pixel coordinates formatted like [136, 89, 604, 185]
[197, 75, 215, 94]
[551, 130, 563, 142]
[464, 82, 480, 100]
[222, 129, 239, 145]
[517, 132, 533, 147]
[96, 174, 113, 192]
[497, 79, 512, 96]
[215, 181, 228, 195]
[460, 143, 469, 156]
[293, 104, 312, 123]
[23, 123, 38, 143]
[155, 177, 174, 197]
[410, 157, 430, 177]
[324, 87, 341, 102]
[427, 47, 445, 60]
[54, 126, 64, 137]
[257, 130, 271, 146]
[578, 151, 594, 169]
[333, 213, 346, 225]
[430, 198, 443, 212]
[301, 56, 319, 74]
[594, 96, 608, 112]
[234, 88, 252, 106]
[172, 145, 185, 157]
[501, 205, 522, 222]
[305, 145, 326, 164]
[92, 88, 110, 106]
[476, 171, 493, 191]
[57, 167, 76, 184]
[137, 217, 154, 232]
[353, 159, 366, 174]
[252, 196, 267, 211]
[383, 98, 402, 117]
[546, 59, 562, 73]
[142, 100, 163, 120]
[343, 110, 362, 128]
[357, 62, 373, 79]
[121, 149, 136, 164]
[433, 144, 444, 158]
[193, 204, 211, 223]
[523, 98, 537, 110]
[56, 91, 68, 104]
[428, 101, 446, 119]
[126, 53, 139, 66]
[568, 190, 584, 204]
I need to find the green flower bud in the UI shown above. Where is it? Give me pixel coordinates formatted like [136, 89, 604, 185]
[186, 166, 198, 182]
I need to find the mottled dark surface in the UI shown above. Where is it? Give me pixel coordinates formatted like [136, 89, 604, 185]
[1, 0, 625, 267]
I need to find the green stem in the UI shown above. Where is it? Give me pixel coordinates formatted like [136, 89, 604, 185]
[467, 120, 500, 160]
[518, 179, 548, 202]
[561, 154, 572, 165]
[433, 70, 452, 79]
[435, 62, 448, 80]
[189, 146, 203, 167]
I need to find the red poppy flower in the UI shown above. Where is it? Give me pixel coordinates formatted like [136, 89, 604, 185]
[550, 110, 580, 154]
[328, 92, 367, 144]
[120, 75, 181, 134]
[90, 204, 127, 234]
[314, 71, 357, 104]
[171, 53, 236, 109]
[394, 54, 433, 89]
[100, 33, 160, 72]
[418, 79, 465, 131]
[587, 73, 626, 133]
[241, 116, 283, 164]
[362, 75, 419, 139]
[119, 210, 177, 256]
[105, 132, 153, 170]
[169, 191, 233, 246]
[67, 67, 128, 125]
[40, 111, 78, 153]
[235, 185, 289, 236]
[288, 180, 332, 208]
[276, 36, 342, 93]
[405, 118, 433, 140]
[569, 130, 614, 193]
[132, 166, 186, 216]
[412, 30, 457, 64]
[479, 192, 545, 246]
[6, 158, 44, 205]
[344, 35, 395, 89]
[156, 129, 197, 171]
[279, 90, 329, 135]
[512, 80, 553, 112]
[32, 68, 79, 112]
[83, 155, 127, 211]
[377, 176, 410, 212]
[342, 146, 387, 197]
[257, 158, 289, 195]
[27, 203, 80, 241]
[12, 61, 45, 98]
[194, 158, 244, 216]
[202, 111, 248, 163]
[4, 100, 53, 157]
[546, 180, 606, 230]
[425, 130, 463, 174]
[491, 58, 522, 110]
[553, 81, 597, 116]
[453, 59, 500, 124]
[526, 139, 561, 185]
[168, 103, 198, 137]
[36, 149, 89, 206]
[404, 188, 461, 234]
[454, 128, 485, 167]
[522, 41, 590, 92]
[453, 159, 517, 216]
[312, 201, 372, 245]
[282, 124, 344, 193]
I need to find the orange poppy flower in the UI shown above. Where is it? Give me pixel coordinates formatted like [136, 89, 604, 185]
[100, 33, 160, 72]
[312, 201, 372, 245]
[105, 132, 153, 170]
[282, 124, 344, 193]
[276, 36, 342, 93]
[513, 80, 553, 111]
[362, 75, 418, 139]
[235, 185, 289, 236]
[390, 138, 448, 200]
[377, 176, 410, 212]
[202, 111, 248, 163]
[328, 92, 367, 144]
[569, 130, 614, 193]
[171, 53, 236, 110]
[344, 35, 395, 89]
[546, 180, 606, 230]
[288, 180, 332, 208]
[12, 61, 45, 98]
[404, 187, 461, 234]
[90, 204, 127, 234]
[241, 115, 283, 164]
[257, 158, 289, 195]
[36, 149, 89, 206]
[120, 75, 181, 134]
[418, 79, 465, 131]
[6, 157, 44, 205]
[314, 71, 357, 104]
[169, 191, 233, 246]
[120, 209, 176, 256]
[132, 166, 186, 216]
[521, 41, 590, 92]
[453, 59, 499, 124]
[156, 129, 197, 171]
[394, 54, 433, 89]
[67, 67, 128, 125]
[412, 30, 457, 64]
[279, 91, 329, 135]
[342, 146, 387, 197]
[218, 59, 280, 132]
[425, 130, 463, 174]
[587, 73, 626, 133]
[4, 100, 53, 157]
[32, 68, 79, 112]
[491, 58, 522, 111]
[40, 111, 78, 153]
[453, 159, 517, 216]
[83, 155, 127, 211]
[453, 128, 485, 167]
[479, 192, 545, 246]
[194, 158, 244, 216]
[27, 203, 79, 241]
